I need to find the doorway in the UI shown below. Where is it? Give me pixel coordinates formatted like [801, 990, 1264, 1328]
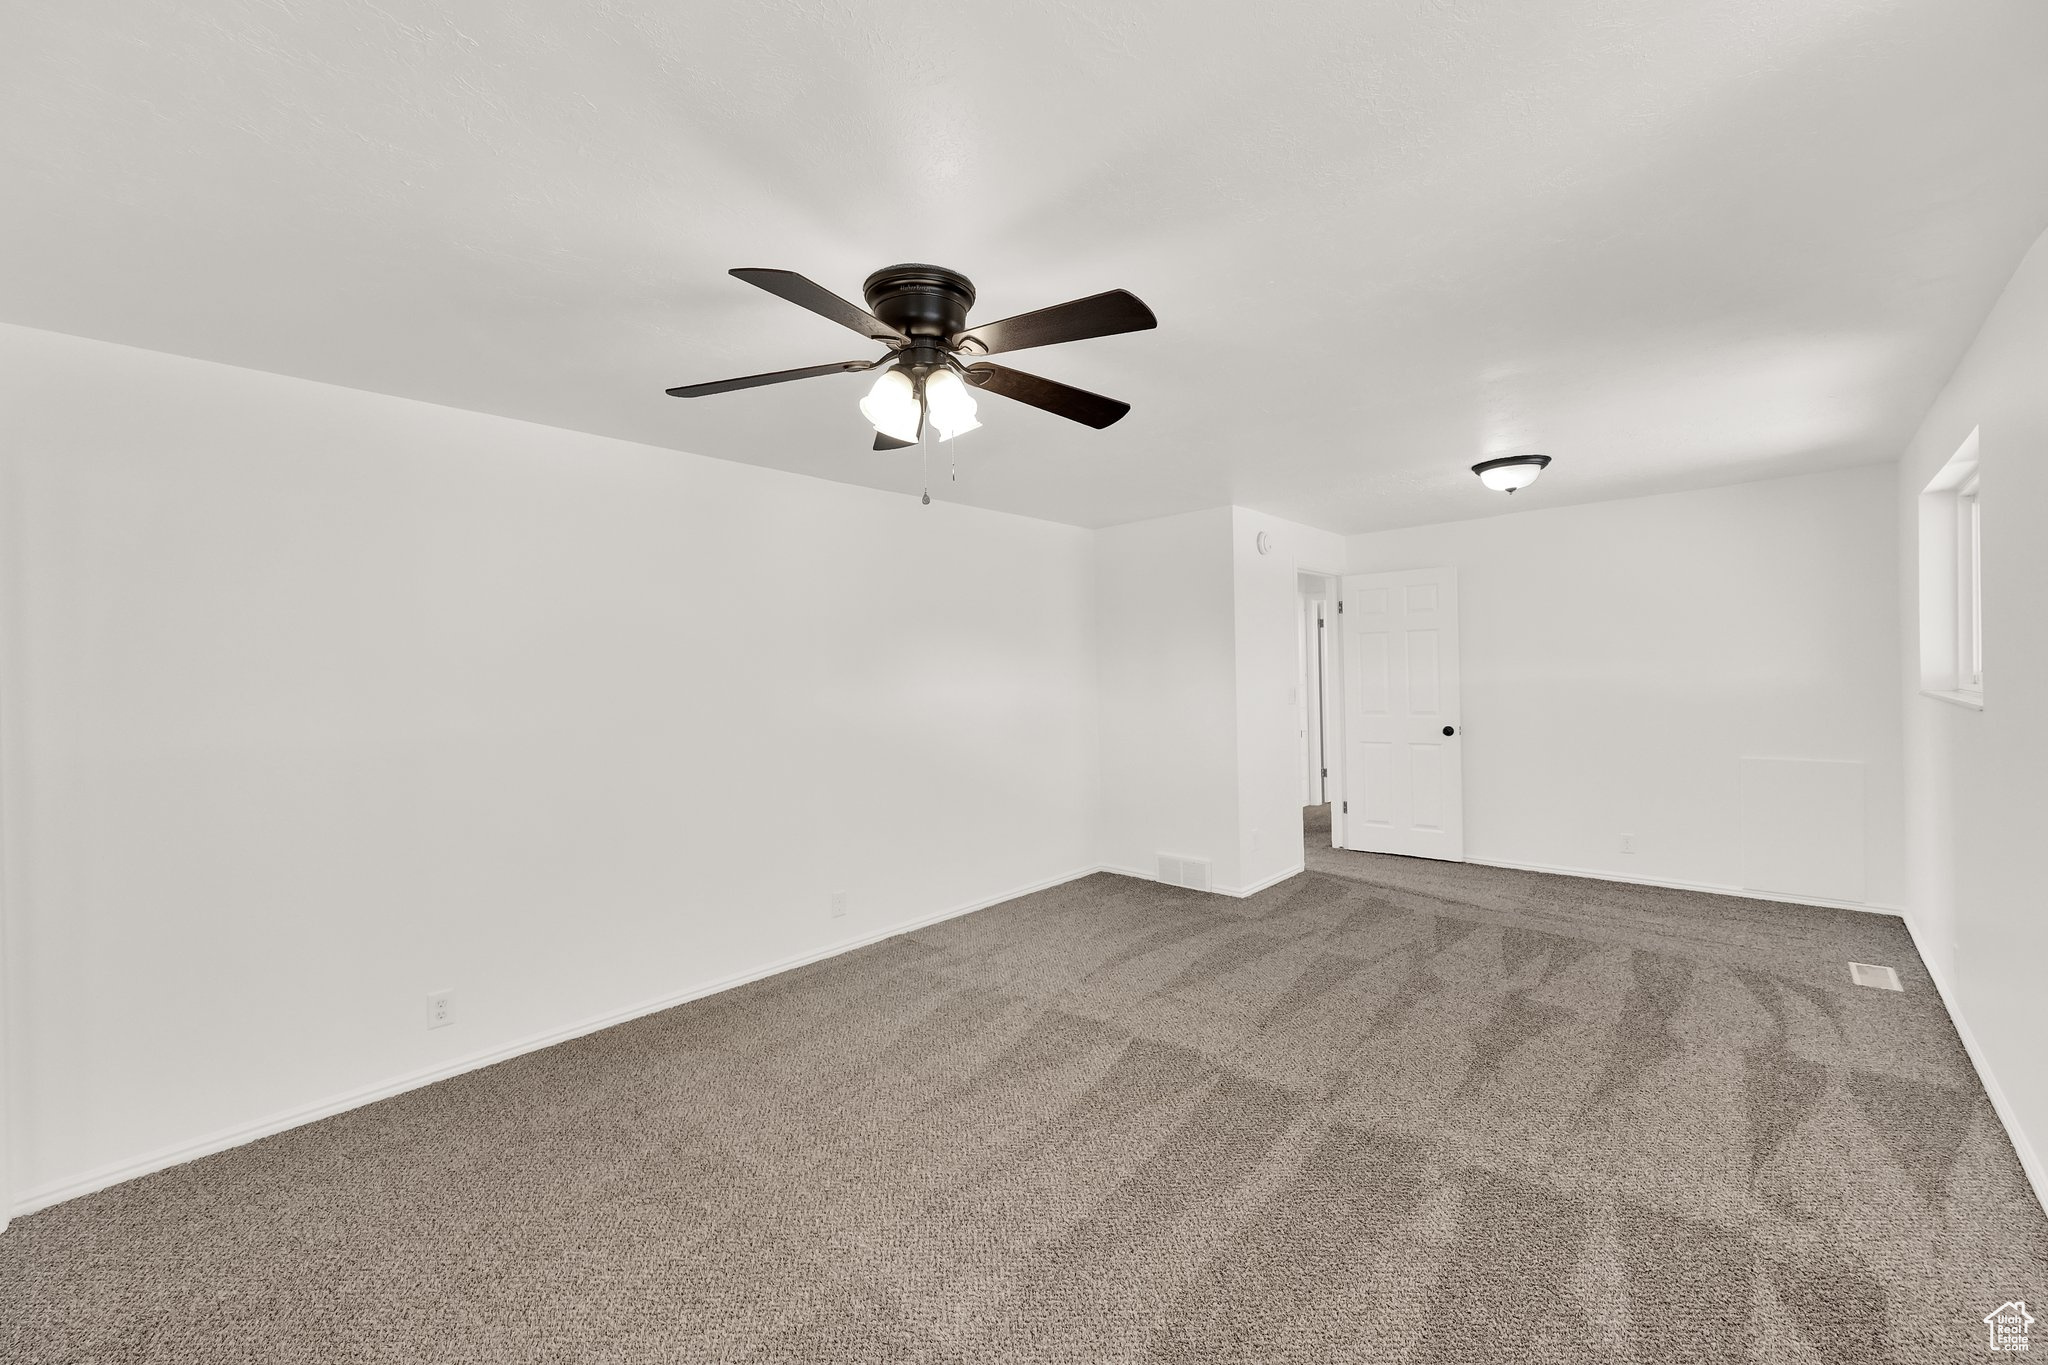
[1296, 571, 1339, 847]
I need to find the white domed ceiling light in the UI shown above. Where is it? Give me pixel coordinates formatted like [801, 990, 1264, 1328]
[1471, 453, 1551, 493]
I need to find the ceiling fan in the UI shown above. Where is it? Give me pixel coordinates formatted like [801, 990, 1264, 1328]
[665, 265, 1157, 453]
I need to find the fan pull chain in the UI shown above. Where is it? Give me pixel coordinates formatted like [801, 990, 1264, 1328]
[920, 391, 933, 505]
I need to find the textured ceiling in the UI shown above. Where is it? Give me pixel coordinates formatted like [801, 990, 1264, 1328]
[5, 1, 2047, 530]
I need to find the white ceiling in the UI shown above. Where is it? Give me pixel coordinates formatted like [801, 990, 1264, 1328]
[6, 1, 2047, 531]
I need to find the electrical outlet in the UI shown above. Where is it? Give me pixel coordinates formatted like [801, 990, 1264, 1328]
[830, 890, 848, 919]
[426, 989, 454, 1030]
[1620, 834, 1637, 855]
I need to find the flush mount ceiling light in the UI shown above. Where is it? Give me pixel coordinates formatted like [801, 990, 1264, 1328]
[1471, 453, 1552, 493]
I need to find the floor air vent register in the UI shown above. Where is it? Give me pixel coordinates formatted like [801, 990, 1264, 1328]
[1848, 962, 1903, 991]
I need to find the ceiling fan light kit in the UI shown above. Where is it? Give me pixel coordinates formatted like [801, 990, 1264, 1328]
[1472, 453, 1551, 493]
[667, 264, 1156, 500]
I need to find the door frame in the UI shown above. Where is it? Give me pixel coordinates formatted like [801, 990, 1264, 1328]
[1299, 592, 1329, 805]
[1297, 568, 1345, 850]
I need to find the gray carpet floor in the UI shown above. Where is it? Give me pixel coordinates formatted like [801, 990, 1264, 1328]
[4, 825, 2044, 1363]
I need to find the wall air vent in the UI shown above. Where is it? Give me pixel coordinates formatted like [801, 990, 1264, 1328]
[1156, 854, 1213, 893]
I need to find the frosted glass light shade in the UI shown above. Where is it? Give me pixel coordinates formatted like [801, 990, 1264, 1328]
[923, 367, 981, 441]
[1472, 454, 1551, 493]
[859, 368, 922, 442]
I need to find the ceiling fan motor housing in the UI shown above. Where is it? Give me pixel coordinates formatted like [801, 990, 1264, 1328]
[863, 264, 976, 340]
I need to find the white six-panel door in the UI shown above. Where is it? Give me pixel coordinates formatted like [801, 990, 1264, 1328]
[1339, 567, 1464, 861]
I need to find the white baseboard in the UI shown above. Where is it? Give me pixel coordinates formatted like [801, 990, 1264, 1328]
[1899, 911, 2048, 1218]
[1219, 862, 1305, 898]
[1465, 856, 1905, 918]
[1092, 862, 1303, 899]
[1097, 863, 1156, 882]
[10, 863, 1102, 1220]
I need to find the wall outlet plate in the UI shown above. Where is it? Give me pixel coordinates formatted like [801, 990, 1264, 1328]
[427, 989, 454, 1029]
[830, 890, 848, 919]
[1620, 834, 1637, 854]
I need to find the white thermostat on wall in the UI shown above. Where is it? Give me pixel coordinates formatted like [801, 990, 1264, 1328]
[1255, 531, 1273, 555]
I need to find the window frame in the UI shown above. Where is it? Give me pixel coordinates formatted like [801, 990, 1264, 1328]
[1957, 475, 1982, 695]
[1918, 427, 1983, 710]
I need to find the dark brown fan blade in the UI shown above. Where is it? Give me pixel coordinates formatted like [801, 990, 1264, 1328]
[966, 363, 1131, 429]
[951, 289, 1156, 356]
[665, 359, 877, 398]
[730, 269, 908, 343]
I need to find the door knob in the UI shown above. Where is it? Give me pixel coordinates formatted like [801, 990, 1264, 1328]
[1442, 725, 1457, 736]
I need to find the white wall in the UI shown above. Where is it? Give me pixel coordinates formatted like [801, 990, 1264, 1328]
[0, 323, 1099, 1211]
[1345, 467, 1904, 908]
[1894, 228, 2048, 1205]
[1093, 507, 1344, 896]
[1231, 510, 1347, 893]
[1094, 509, 1239, 888]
